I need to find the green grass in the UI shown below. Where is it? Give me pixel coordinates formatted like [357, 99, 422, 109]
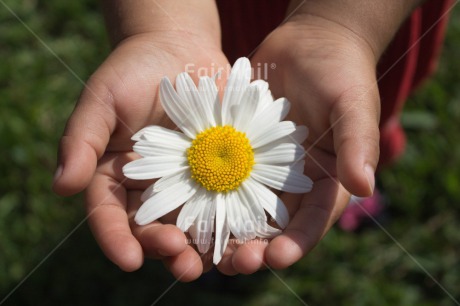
[1, 1, 459, 305]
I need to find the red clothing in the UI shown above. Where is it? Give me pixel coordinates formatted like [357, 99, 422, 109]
[217, 0, 453, 166]
[377, 0, 453, 165]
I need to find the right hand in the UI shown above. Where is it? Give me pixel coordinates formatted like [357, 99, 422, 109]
[53, 30, 229, 281]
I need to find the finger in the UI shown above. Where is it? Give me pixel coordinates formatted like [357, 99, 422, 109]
[85, 173, 143, 272]
[265, 178, 349, 269]
[131, 223, 188, 259]
[53, 76, 117, 196]
[201, 250, 214, 273]
[330, 82, 380, 197]
[164, 245, 204, 282]
[215, 240, 239, 276]
[232, 239, 269, 274]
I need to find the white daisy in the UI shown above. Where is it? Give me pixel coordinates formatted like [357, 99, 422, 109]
[123, 57, 313, 264]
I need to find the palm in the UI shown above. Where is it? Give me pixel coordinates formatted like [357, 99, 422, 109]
[78, 34, 229, 279]
[216, 20, 380, 273]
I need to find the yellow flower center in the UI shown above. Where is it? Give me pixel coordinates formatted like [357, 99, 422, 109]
[187, 125, 254, 192]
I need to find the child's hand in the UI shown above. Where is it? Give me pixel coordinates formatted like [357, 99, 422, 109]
[53, 0, 229, 281]
[214, 0, 418, 274]
[53, 0, 423, 280]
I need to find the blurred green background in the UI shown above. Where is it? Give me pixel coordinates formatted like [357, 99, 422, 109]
[0, 1, 459, 305]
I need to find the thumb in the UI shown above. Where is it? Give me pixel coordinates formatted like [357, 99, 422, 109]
[53, 78, 116, 196]
[331, 82, 381, 197]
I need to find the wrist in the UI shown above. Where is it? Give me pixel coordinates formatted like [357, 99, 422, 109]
[100, 0, 221, 48]
[287, 0, 424, 61]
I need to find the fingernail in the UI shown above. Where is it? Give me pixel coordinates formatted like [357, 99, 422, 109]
[53, 165, 63, 184]
[364, 164, 375, 195]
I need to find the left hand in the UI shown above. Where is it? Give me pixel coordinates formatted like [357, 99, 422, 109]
[216, 11, 381, 275]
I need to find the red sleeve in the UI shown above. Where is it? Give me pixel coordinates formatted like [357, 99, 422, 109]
[377, 0, 453, 165]
[217, 0, 454, 165]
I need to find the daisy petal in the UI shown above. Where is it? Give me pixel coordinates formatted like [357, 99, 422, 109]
[213, 193, 230, 264]
[134, 179, 198, 226]
[140, 183, 155, 202]
[234, 190, 257, 241]
[232, 85, 259, 132]
[222, 57, 251, 125]
[240, 182, 266, 222]
[192, 193, 216, 253]
[290, 125, 309, 144]
[244, 178, 289, 229]
[160, 77, 198, 138]
[176, 187, 206, 231]
[176, 73, 210, 131]
[153, 168, 191, 192]
[198, 76, 220, 126]
[250, 79, 274, 113]
[131, 127, 151, 142]
[246, 97, 290, 140]
[255, 142, 305, 164]
[251, 164, 313, 193]
[255, 125, 309, 149]
[251, 121, 296, 148]
[227, 191, 255, 242]
[225, 191, 243, 240]
[212, 70, 221, 82]
[134, 126, 191, 146]
[290, 159, 306, 173]
[250, 79, 268, 94]
[123, 156, 188, 180]
[132, 125, 191, 143]
[255, 223, 282, 238]
[133, 141, 186, 157]
[141, 169, 190, 201]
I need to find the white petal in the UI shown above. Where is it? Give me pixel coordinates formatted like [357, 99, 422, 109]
[134, 179, 198, 225]
[213, 193, 230, 264]
[255, 142, 305, 164]
[131, 126, 151, 142]
[176, 187, 206, 231]
[222, 57, 251, 125]
[160, 77, 198, 138]
[212, 70, 221, 82]
[133, 141, 186, 157]
[140, 183, 155, 202]
[251, 164, 313, 193]
[176, 73, 211, 131]
[244, 178, 289, 229]
[250, 121, 296, 148]
[133, 126, 191, 147]
[226, 191, 256, 242]
[256, 125, 309, 149]
[250, 79, 274, 113]
[123, 156, 188, 180]
[234, 190, 257, 241]
[240, 182, 267, 223]
[246, 97, 290, 140]
[140, 171, 192, 201]
[198, 76, 220, 126]
[290, 159, 306, 173]
[289, 125, 309, 144]
[255, 223, 282, 238]
[225, 191, 242, 240]
[250, 79, 268, 92]
[232, 85, 259, 132]
[192, 194, 216, 253]
[153, 168, 191, 192]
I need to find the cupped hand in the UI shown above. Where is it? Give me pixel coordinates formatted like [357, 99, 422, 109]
[217, 15, 381, 274]
[53, 31, 229, 281]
